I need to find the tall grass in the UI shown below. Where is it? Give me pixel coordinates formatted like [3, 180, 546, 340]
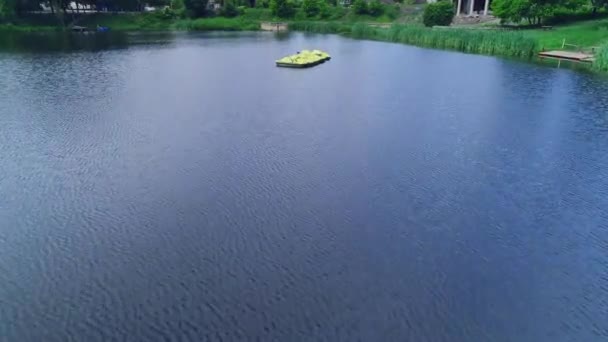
[172, 17, 259, 31]
[291, 22, 539, 59]
[288, 21, 352, 34]
[385, 26, 538, 58]
[593, 43, 608, 72]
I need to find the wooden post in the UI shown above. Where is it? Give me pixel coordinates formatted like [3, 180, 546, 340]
[483, 0, 489, 15]
[457, 0, 462, 16]
[562, 38, 566, 49]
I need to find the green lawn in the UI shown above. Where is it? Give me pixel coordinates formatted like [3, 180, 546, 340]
[524, 19, 608, 50]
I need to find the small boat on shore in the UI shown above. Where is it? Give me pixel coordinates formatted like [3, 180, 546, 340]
[276, 50, 331, 68]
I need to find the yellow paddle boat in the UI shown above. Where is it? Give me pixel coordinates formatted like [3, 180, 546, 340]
[276, 50, 331, 68]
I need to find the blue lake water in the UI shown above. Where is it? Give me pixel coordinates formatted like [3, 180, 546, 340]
[1, 32, 607, 341]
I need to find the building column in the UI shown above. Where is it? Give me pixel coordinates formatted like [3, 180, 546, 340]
[469, 0, 475, 15]
[483, 0, 489, 15]
[456, 0, 462, 16]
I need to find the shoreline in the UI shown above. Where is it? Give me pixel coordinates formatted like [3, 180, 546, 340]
[0, 16, 605, 73]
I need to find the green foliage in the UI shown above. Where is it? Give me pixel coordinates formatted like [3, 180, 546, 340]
[385, 4, 400, 19]
[270, 0, 295, 17]
[327, 4, 347, 19]
[159, 6, 178, 19]
[0, 0, 16, 21]
[291, 22, 538, 59]
[592, 0, 608, 11]
[545, 5, 608, 24]
[256, 0, 270, 7]
[302, 0, 322, 17]
[148, 0, 171, 6]
[368, 0, 384, 16]
[492, 0, 530, 23]
[319, 2, 332, 18]
[172, 16, 259, 29]
[423, 0, 453, 27]
[184, 0, 209, 17]
[386, 25, 537, 58]
[172, 0, 186, 12]
[240, 7, 273, 19]
[352, 0, 368, 14]
[492, 0, 586, 24]
[221, 0, 240, 17]
[526, 17, 608, 49]
[289, 20, 351, 33]
[593, 42, 608, 71]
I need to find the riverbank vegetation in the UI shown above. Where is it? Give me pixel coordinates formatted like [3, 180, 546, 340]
[291, 21, 538, 58]
[2, 0, 608, 71]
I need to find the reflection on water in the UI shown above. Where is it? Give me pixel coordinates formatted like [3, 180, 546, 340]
[0, 31, 181, 53]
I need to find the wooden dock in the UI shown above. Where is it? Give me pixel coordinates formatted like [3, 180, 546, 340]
[538, 50, 595, 63]
[260, 22, 288, 32]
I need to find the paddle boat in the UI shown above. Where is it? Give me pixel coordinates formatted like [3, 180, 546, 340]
[276, 50, 331, 68]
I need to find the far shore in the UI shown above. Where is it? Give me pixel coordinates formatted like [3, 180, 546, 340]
[2, 8, 608, 73]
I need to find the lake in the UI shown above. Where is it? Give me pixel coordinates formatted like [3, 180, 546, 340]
[1, 31, 607, 342]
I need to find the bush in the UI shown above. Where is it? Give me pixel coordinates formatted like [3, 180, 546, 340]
[302, 0, 321, 17]
[173, 17, 259, 30]
[270, 0, 295, 17]
[423, 0, 454, 27]
[184, 0, 209, 17]
[328, 4, 347, 19]
[319, 1, 332, 18]
[159, 6, 178, 18]
[385, 4, 400, 19]
[545, 6, 608, 25]
[220, 0, 240, 16]
[256, 0, 270, 8]
[352, 0, 368, 14]
[368, 0, 384, 16]
[171, 0, 186, 16]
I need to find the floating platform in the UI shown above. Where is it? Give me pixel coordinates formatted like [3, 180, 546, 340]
[276, 50, 331, 68]
[538, 50, 595, 63]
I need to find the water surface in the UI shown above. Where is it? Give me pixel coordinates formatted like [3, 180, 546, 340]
[1, 32, 608, 342]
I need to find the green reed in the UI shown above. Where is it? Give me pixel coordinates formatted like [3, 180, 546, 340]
[291, 22, 539, 59]
[593, 43, 608, 72]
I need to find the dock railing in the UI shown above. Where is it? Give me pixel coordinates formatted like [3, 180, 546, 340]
[561, 39, 599, 54]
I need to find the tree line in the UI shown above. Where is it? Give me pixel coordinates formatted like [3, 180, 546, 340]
[0, 0, 216, 19]
[492, 0, 608, 24]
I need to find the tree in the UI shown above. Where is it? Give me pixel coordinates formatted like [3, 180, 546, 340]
[220, 0, 239, 16]
[492, 0, 532, 23]
[492, 0, 580, 25]
[592, 0, 608, 14]
[352, 0, 367, 14]
[422, 0, 454, 27]
[368, 0, 383, 16]
[184, 0, 208, 17]
[0, 0, 16, 20]
[270, 0, 294, 17]
[302, 0, 321, 17]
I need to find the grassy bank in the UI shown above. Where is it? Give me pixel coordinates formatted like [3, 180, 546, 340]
[172, 17, 259, 31]
[291, 21, 539, 59]
[0, 24, 58, 31]
[523, 19, 608, 50]
[4, 9, 608, 71]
